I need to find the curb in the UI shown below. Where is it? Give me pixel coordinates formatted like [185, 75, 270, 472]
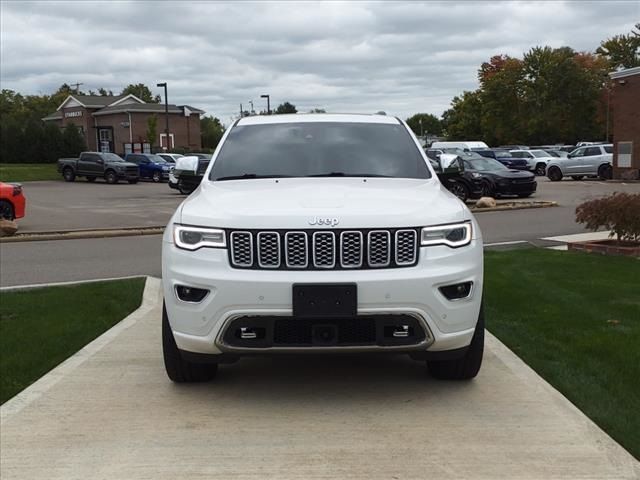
[469, 200, 557, 213]
[0, 226, 165, 243]
[0, 276, 162, 420]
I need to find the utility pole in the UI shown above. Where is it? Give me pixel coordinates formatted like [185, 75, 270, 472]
[240, 103, 244, 117]
[71, 82, 84, 94]
[249, 100, 254, 114]
[156, 82, 169, 151]
[261, 94, 271, 114]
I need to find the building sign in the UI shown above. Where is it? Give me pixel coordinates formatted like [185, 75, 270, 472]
[64, 111, 83, 118]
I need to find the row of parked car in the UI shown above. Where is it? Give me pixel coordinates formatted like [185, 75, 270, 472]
[57, 151, 212, 194]
[424, 141, 613, 202]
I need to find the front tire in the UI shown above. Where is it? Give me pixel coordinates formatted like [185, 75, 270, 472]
[449, 181, 469, 202]
[105, 170, 118, 184]
[535, 163, 546, 176]
[427, 305, 484, 380]
[598, 164, 612, 180]
[163, 303, 218, 383]
[547, 166, 563, 182]
[178, 181, 194, 195]
[152, 171, 161, 183]
[0, 200, 15, 220]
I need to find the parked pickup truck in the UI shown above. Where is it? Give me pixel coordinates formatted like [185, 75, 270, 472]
[58, 152, 140, 184]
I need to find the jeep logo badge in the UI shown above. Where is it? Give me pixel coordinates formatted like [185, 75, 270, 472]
[309, 217, 339, 227]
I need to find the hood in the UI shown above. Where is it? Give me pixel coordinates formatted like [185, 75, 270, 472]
[108, 161, 137, 168]
[179, 177, 469, 229]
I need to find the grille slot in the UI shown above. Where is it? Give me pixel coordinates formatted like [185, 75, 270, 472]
[313, 232, 336, 268]
[285, 232, 308, 268]
[230, 231, 253, 267]
[395, 230, 417, 265]
[229, 228, 418, 270]
[368, 230, 391, 267]
[340, 231, 363, 268]
[257, 232, 280, 268]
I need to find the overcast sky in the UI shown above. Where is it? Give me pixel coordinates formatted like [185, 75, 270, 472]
[1, 1, 638, 125]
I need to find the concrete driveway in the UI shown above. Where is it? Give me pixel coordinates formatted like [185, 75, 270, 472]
[1, 278, 638, 479]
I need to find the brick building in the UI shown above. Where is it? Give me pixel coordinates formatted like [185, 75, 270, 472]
[43, 94, 204, 155]
[609, 66, 640, 180]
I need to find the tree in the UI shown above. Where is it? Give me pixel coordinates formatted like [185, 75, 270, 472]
[98, 87, 114, 96]
[201, 116, 225, 150]
[41, 123, 64, 163]
[441, 91, 484, 141]
[121, 83, 161, 103]
[146, 115, 158, 146]
[309, 108, 326, 113]
[62, 123, 87, 157]
[275, 102, 297, 114]
[405, 113, 442, 137]
[596, 23, 640, 69]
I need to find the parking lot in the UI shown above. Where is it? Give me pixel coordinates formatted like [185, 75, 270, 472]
[13, 176, 640, 234]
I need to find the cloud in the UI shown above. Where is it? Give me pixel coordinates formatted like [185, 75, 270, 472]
[1, 0, 637, 124]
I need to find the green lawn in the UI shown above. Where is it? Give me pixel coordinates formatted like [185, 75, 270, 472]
[0, 163, 61, 182]
[0, 278, 146, 404]
[485, 249, 640, 459]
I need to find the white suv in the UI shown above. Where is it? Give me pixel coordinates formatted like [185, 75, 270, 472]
[546, 144, 613, 181]
[162, 114, 484, 382]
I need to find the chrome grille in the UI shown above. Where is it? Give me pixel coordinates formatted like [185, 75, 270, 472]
[230, 231, 252, 267]
[340, 231, 363, 268]
[395, 230, 417, 265]
[368, 231, 391, 267]
[257, 232, 280, 268]
[285, 232, 308, 268]
[313, 232, 336, 268]
[228, 229, 418, 270]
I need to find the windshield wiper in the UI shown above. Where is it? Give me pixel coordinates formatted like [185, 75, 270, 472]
[306, 172, 392, 178]
[215, 174, 293, 181]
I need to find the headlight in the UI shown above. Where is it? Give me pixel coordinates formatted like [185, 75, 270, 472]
[174, 224, 227, 250]
[421, 222, 472, 248]
[471, 172, 482, 179]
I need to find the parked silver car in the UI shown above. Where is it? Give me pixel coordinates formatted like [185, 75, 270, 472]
[546, 144, 613, 181]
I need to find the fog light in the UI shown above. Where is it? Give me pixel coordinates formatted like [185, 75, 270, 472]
[175, 285, 209, 303]
[439, 282, 473, 300]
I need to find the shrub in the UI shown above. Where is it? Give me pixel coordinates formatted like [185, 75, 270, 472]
[575, 192, 640, 243]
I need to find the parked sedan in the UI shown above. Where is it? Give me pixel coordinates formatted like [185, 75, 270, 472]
[461, 156, 537, 198]
[0, 182, 26, 220]
[158, 153, 184, 164]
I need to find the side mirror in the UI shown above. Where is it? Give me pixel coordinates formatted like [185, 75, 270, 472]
[439, 153, 463, 173]
[174, 156, 199, 176]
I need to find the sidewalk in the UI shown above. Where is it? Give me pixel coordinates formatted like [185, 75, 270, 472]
[1, 278, 638, 479]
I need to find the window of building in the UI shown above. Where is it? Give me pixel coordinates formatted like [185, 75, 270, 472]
[160, 133, 175, 150]
[618, 142, 632, 168]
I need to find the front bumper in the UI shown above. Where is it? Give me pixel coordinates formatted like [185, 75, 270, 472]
[496, 180, 537, 196]
[162, 236, 483, 356]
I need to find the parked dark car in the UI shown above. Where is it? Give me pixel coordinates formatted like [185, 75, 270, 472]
[474, 149, 529, 170]
[58, 152, 139, 184]
[124, 153, 171, 182]
[425, 150, 482, 202]
[460, 155, 537, 198]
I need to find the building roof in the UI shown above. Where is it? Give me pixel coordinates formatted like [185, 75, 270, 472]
[91, 103, 196, 116]
[43, 99, 204, 121]
[609, 66, 640, 79]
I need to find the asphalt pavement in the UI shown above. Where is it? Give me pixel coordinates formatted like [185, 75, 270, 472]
[2, 278, 638, 479]
[1, 178, 639, 287]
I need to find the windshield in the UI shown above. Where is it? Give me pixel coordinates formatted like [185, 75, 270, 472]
[103, 153, 124, 162]
[464, 157, 507, 171]
[531, 150, 549, 158]
[209, 122, 431, 180]
[148, 155, 167, 163]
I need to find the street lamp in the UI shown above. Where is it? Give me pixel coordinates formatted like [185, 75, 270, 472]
[156, 82, 169, 151]
[260, 94, 271, 114]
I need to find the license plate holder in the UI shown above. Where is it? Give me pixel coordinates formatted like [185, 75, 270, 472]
[292, 284, 357, 318]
